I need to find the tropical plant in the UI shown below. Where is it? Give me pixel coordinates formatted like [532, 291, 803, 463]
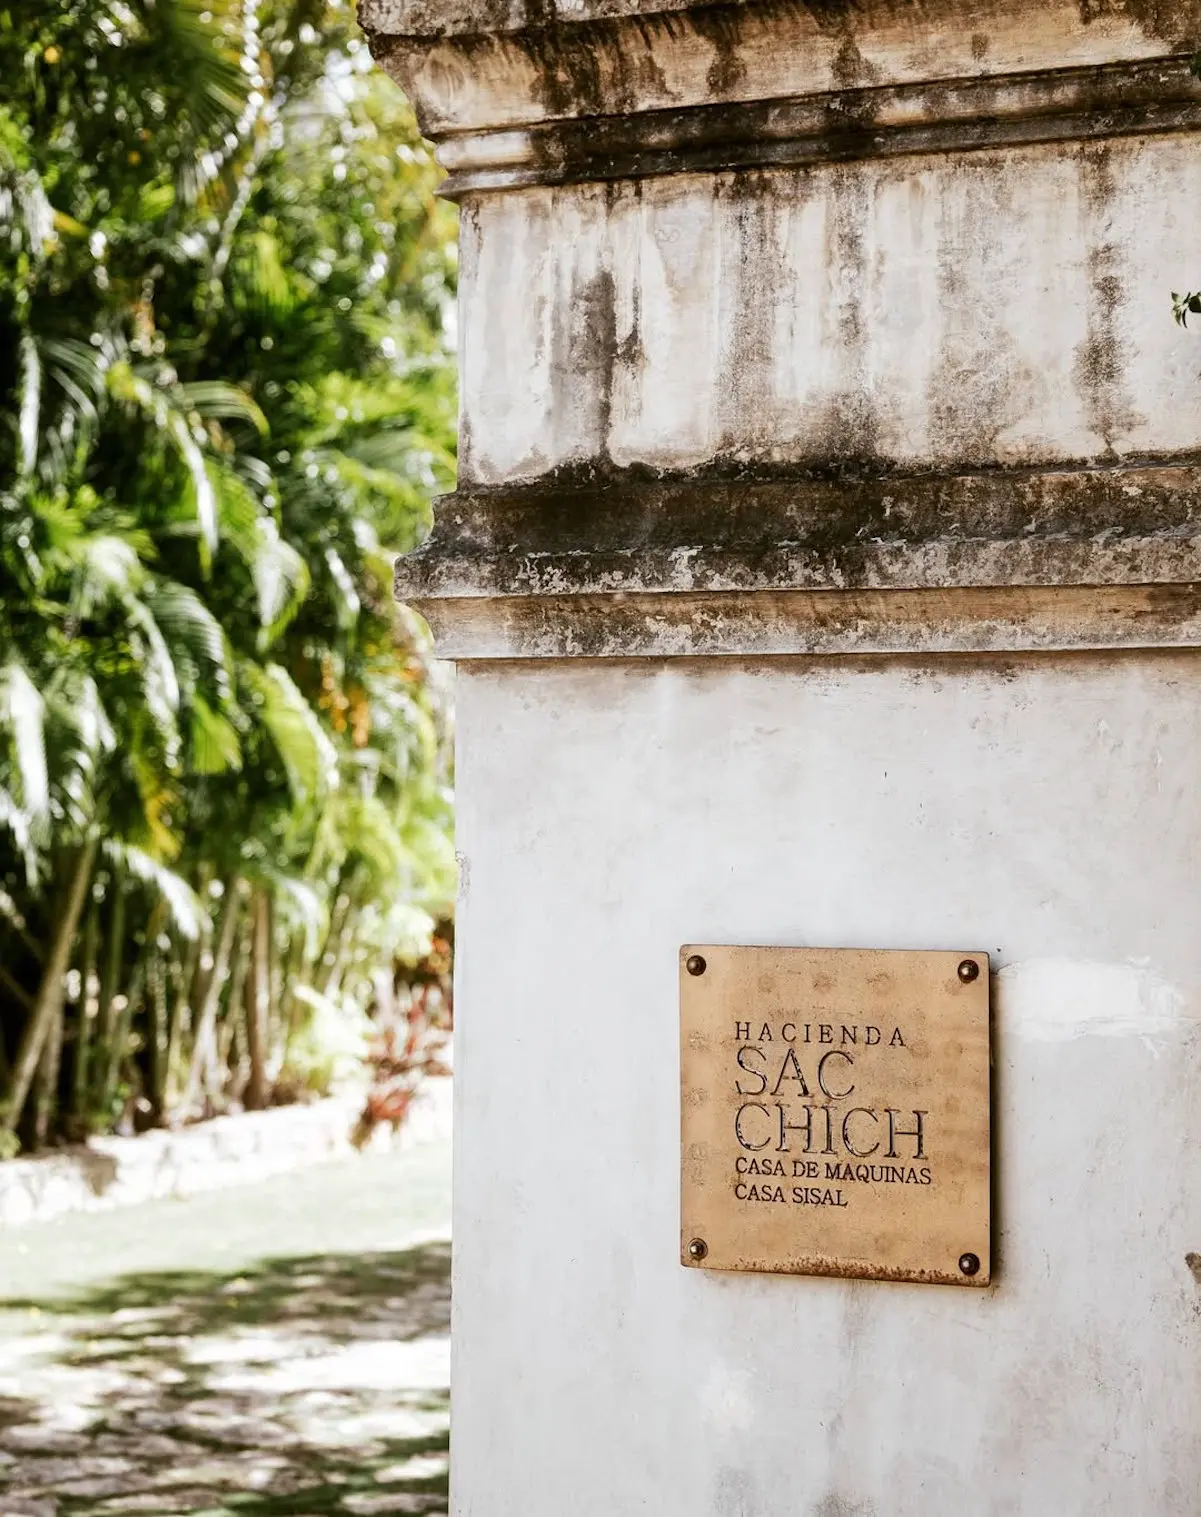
[0, 0, 457, 1153]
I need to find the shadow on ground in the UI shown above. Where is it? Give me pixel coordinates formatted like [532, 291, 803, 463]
[0, 1241, 451, 1517]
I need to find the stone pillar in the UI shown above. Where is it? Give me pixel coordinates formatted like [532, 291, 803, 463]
[362, 3, 1201, 1511]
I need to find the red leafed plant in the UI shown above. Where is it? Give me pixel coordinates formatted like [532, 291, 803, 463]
[354, 924, 453, 1147]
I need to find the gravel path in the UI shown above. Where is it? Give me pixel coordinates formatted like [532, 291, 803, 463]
[0, 1138, 452, 1517]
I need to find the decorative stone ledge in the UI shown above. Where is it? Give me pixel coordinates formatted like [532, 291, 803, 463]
[396, 461, 1201, 656]
[405, 585, 1201, 661]
[400, 461, 1201, 597]
[427, 57, 1201, 198]
[362, 0, 1197, 129]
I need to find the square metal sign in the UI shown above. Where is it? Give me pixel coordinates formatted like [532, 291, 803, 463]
[680, 946, 991, 1286]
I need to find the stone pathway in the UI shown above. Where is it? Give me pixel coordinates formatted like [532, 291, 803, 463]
[0, 1141, 452, 1516]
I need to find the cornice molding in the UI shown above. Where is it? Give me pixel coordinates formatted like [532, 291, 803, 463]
[431, 58, 1201, 197]
[404, 584, 1201, 660]
[395, 462, 1201, 656]
[361, 0, 1197, 155]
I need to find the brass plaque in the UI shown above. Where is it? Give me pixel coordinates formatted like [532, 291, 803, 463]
[680, 946, 991, 1286]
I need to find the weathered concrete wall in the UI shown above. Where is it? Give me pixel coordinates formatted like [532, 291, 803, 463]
[363, 0, 1201, 1511]
[457, 140, 1201, 483]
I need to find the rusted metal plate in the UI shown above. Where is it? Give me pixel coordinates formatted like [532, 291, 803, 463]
[680, 945, 991, 1286]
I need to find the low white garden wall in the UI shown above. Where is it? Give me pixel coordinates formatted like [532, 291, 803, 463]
[0, 1076, 451, 1228]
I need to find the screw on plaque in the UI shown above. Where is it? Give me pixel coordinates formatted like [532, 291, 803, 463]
[958, 1252, 981, 1277]
[686, 954, 707, 977]
[957, 959, 980, 984]
[687, 1238, 708, 1262]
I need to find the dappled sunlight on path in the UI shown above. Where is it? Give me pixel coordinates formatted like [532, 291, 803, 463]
[0, 1147, 451, 1517]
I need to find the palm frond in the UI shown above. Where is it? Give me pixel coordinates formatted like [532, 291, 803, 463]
[143, 579, 232, 688]
[0, 166, 54, 260]
[0, 660, 49, 827]
[0, 785, 38, 885]
[180, 381, 268, 435]
[253, 521, 311, 641]
[209, 465, 311, 639]
[108, 361, 219, 558]
[167, 409, 219, 560]
[324, 546, 360, 629]
[16, 333, 40, 478]
[63, 533, 145, 617]
[232, 230, 297, 319]
[45, 671, 116, 767]
[124, 599, 183, 740]
[125, 0, 255, 196]
[42, 337, 108, 405]
[189, 691, 242, 775]
[266, 870, 326, 956]
[103, 838, 208, 940]
[241, 660, 337, 805]
[0, 1, 458, 1147]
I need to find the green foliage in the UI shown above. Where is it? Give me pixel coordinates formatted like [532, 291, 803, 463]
[1173, 291, 1201, 328]
[0, 0, 457, 1148]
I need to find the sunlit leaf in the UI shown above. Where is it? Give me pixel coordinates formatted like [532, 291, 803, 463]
[0, 661, 48, 825]
[104, 840, 209, 940]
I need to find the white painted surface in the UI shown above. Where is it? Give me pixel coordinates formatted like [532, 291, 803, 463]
[452, 653, 1201, 1516]
[458, 136, 1201, 484]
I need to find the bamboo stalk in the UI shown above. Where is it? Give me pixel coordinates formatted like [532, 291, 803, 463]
[318, 903, 355, 1000]
[33, 1000, 63, 1148]
[214, 911, 251, 1104]
[316, 877, 352, 998]
[267, 905, 283, 1082]
[92, 868, 126, 1108]
[104, 972, 141, 1124]
[71, 898, 100, 1124]
[164, 937, 191, 1110]
[0, 837, 98, 1139]
[182, 877, 243, 1115]
[244, 889, 270, 1111]
[99, 904, 161, 1121]
[230, 1003, 249, 1102]
[146, 947, 168, 1123]
[184, 924, 214, 1054]
[278, 933, 309, 1071]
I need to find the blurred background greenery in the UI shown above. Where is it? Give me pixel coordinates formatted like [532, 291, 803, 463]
[0, 0, 458, 1155]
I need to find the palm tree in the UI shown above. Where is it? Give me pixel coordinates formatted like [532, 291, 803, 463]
[0, 0, 457, 1151]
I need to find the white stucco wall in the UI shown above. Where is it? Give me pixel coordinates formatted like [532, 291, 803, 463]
[451, 651, 1201, 1517]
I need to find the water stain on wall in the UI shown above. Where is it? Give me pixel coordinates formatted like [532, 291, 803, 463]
[712, 1464, 761, 1517]
[1072, 145, 1144, 456]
